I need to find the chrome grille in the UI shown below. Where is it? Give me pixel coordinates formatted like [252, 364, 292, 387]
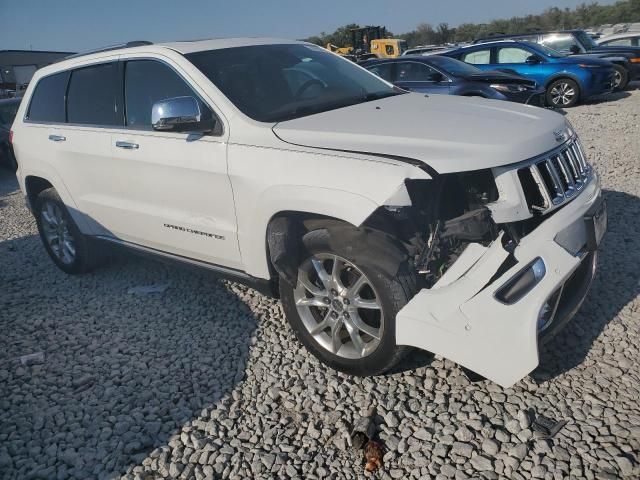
[518, 138, 592, 214]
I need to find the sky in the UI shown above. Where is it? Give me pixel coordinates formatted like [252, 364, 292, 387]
[1, 0, 618, 52]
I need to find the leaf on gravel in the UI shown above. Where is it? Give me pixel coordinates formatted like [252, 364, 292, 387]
[127, 283, 170, 295]
[19, 352, 45, 366]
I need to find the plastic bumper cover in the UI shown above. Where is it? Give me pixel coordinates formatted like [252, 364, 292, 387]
[396, 173, 605, 387]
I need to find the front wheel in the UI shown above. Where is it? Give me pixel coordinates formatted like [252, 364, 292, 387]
[612, 65, 629, 91]
[279, 227, 418, 376]
[546, 78, 580, 108]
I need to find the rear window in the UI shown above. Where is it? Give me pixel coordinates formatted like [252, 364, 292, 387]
[27, 71, 69, 123]
[67, 62, 121, 126]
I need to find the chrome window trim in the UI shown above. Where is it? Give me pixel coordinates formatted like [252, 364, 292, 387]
[23, 56, 226, 137]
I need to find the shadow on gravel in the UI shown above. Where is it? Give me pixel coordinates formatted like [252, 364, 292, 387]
[584, 90, 632, 105]
[535, 189, 640, 381]
[0, 234, 258, 479]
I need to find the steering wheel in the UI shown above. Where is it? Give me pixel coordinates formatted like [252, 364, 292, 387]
[294, 79, 325, 99]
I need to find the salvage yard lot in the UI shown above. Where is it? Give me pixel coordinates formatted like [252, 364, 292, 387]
[1, 88, 639, 480]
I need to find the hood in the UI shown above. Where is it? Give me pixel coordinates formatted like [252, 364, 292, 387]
[273, 93, 568, 174]
[561, 55, 616, 67]
[588, 45, 640, 57]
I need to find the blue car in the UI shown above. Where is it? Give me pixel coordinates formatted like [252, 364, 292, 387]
[442, 40, 616, 107]
[361, 55, 545, 105]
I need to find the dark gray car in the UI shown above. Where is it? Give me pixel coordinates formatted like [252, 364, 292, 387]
[0, 97, 20, 171]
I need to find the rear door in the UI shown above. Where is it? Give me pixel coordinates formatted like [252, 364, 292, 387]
[393, 61, 451, 94]
[105, 57, 241, 269]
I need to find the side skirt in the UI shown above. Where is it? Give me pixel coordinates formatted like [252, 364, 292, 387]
[92, 235, 278, 297]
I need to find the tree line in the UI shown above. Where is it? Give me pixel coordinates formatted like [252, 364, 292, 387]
[304, 0, 640, 47]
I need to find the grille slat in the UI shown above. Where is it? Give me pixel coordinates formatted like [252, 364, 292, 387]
[517, 138, 593, 215]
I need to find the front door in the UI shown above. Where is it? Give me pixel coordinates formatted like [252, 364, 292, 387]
[105, 58, 241, 269]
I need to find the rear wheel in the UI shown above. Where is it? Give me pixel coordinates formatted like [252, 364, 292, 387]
[612, 64, 629, 91]
[34, 188, 104, 274]
[280, 227, 418, 376]
[546, 78, 580, 108]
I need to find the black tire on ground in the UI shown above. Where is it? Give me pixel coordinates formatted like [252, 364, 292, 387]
[279, 226, 419, 376]
[34, 188, 104, 274]
[612, 64, 629, 91]
[546, 78, 581, 108]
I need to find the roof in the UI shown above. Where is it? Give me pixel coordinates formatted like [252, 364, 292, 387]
[598, 32, 640, 43]
[158, 37, 304, 54]
[0, 49, 74, 55]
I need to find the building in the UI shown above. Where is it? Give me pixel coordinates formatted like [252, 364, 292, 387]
[0, 50, 74, 98]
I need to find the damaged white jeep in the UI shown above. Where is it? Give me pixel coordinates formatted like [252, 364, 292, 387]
[12, 38, 607, 387]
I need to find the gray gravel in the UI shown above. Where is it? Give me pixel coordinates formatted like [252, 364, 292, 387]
[1, 87, 639, 480]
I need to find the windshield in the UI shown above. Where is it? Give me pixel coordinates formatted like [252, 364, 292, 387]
[426, 56, 481, 76]
[186, 43, 403, 122]
[524, 42, 566, 58]
[576, 31, 598, 49]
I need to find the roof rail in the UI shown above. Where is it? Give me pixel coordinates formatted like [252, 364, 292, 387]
[62, 41, 153, 61]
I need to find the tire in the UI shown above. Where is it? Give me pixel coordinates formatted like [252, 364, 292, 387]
[34, 188, 104, 274]
[612, 64, 629, 91]
[546, 78, 580, 108]
[279, 227, 418, 376]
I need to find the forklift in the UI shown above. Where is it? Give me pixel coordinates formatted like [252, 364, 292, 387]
[326, 26, 408, 61]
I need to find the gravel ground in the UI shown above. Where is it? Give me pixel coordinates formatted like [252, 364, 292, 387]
[1, 87, 639, 480]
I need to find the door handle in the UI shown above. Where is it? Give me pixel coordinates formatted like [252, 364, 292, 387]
[48, 135, 66, 142]
[115, 141, 139, 150]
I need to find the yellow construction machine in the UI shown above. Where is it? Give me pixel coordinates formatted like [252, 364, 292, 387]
[326, 26, 407, 61]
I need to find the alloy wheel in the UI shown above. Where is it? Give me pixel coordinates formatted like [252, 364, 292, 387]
[550, 82, 576, 106]
[293, 254, 383, 359]
[40, 201, 76, 265]
[613, 70, 622, 89]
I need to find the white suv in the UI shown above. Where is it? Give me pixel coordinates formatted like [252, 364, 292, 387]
[11, 38, 607, 387]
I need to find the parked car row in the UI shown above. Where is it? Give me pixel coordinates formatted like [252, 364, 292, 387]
[380, 29, 640, 108]
[361, 55, 545, 105]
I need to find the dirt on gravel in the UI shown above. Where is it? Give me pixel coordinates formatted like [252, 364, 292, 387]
[0, 87, 639, 480]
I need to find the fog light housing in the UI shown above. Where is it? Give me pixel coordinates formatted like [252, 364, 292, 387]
[495, 258, 546, 304]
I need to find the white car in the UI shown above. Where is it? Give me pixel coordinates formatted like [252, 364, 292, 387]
[597, 32, 640, 47]
[11, 38, 607, 387]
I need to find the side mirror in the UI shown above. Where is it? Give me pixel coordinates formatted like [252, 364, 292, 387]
[430, 72, 446, 82]
[525, 55, 541, 65]
[152, 96, 213, 133]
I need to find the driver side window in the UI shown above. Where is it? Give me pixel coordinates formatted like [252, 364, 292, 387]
[462, 49, 491, 65]
[396, 62, 441, 82]
[124, 60, 212, 129]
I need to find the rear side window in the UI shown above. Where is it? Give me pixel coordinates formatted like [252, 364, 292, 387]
[27, 71, 69, 123]
[603, 38, 633, 46]
[462, 49, 491, 64]
[497, 47, 533, 64]
[124, 60, 197, 127]
[67, 62, 121, 126]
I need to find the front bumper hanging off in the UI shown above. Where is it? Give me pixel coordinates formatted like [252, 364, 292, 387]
[395, 173, 606, 387]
